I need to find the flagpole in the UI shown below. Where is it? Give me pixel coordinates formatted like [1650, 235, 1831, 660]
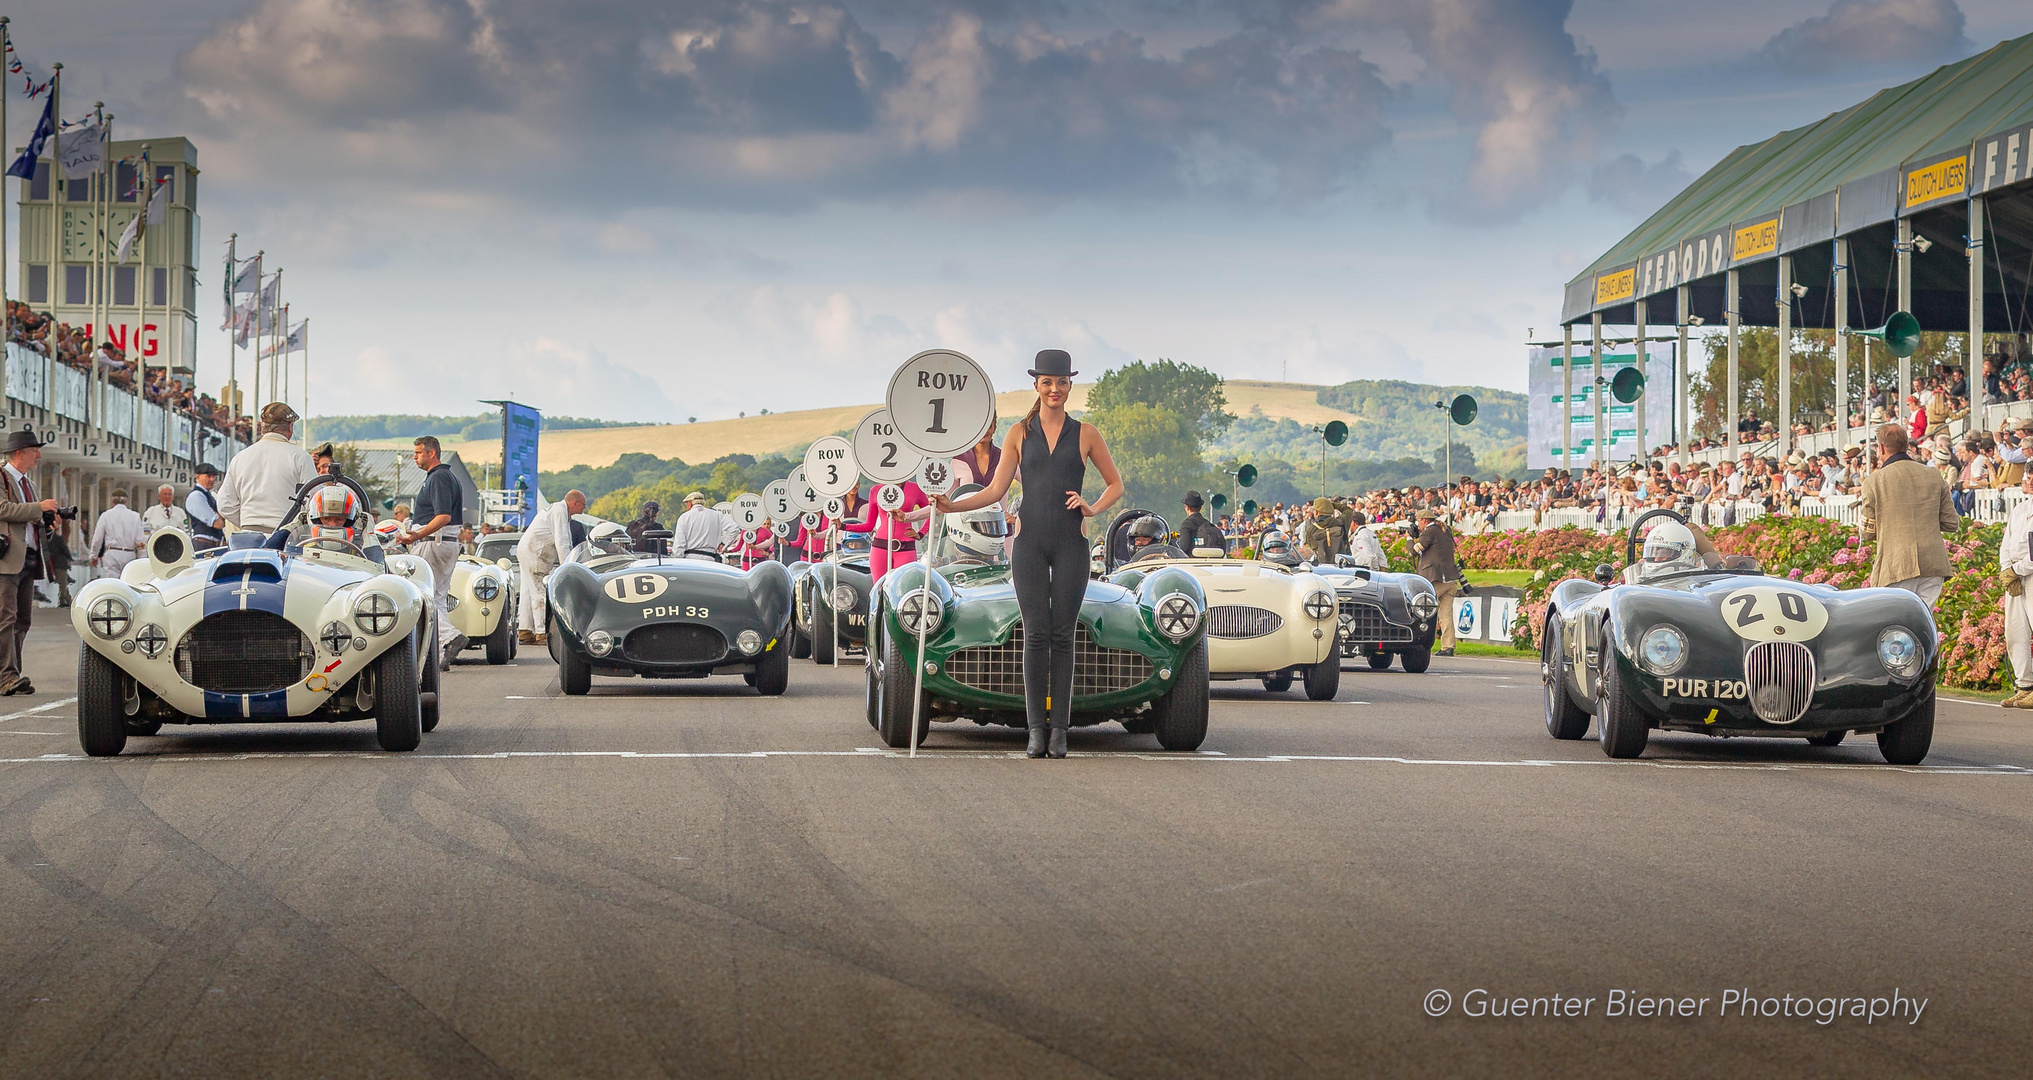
[93, 105, 108, 423]
[1, 17, 10, 351]
[137, 142, 150, 444]
[301, 319, 310, 445]
[224, 233, 235, 423]
[250, 253, 262, 413]
[270, 268, 282, 411]
[48, 64, 62, 432]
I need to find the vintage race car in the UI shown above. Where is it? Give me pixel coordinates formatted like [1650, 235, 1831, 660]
[1101, 511, 1342, 699]
[789, 533, 873, 663]
[1311, 560, 1441, 672]
[865, 518, 1211, 750]
[446, 553, 518, 664]
[546, 526, 794, 695]
[72, 474, 440, 756]
[1542, 508, 1938, 763]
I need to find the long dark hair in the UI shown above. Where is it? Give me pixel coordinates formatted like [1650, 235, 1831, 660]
[1022, 393, 1044, 436]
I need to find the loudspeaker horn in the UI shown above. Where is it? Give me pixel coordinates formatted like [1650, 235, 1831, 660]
[1609, 367, 1645, 404]
[1855, 310, 1921, 359]
[1449, 394, 1478, 426]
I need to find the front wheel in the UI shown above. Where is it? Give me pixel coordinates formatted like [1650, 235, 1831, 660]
[1399, 647, 1432, 674]
[1596, 633, 1649, 759]
[485, 609, 513, 664]
[791, 620, 813, 660]
[1151, 640, 1210, 751]
[373, 637, 423, 752]
[1303, 651, 1340, 701]
[554, 615, 591, 696]
[1807, 730, 1846, 747]
[1262, 674, 1293, 693]
[77, 646, 129, 757]
[752, 635, 790, 696]
[812, 609, 838, 665]
[1366, 651, 1393, 671]
[420, 627, 441, 733]
[876, 632, 928, 749]
[1878, 689, 1934, 765]
[1543, 619, 1591, 740]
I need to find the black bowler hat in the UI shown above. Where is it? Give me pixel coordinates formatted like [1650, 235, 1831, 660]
[1183, 490, 1204, 509]
[1028, 349, 1077, 378]
[1, 430, 46, 454]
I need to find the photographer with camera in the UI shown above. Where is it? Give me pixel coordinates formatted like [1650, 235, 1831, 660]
[0, 431, 62, 696]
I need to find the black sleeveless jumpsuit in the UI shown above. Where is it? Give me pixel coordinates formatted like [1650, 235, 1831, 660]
[1015, 415, 1089, 732]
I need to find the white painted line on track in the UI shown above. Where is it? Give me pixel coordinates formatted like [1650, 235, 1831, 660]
[2, 748, 2027, 775]
[0, 730, 60, 736]
[0, 698, 76, 723]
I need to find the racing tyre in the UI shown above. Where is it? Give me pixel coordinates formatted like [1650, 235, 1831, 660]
[876, 632, 929, 749]
[813, 611, 838, 666]
[1366, 651, 1393, 671]
[1399, 647, 1432, 674]
[1877, 688, 1934, 765]
[1595, 632, 1649, 759]
[864, 638, 881, 729]
[372, 637, 424, 753]
[1542, 620, 1591, 740]
[1806, 730, 1846, 747]
[752, 636, 790, 696]
[554, 615, 591, 696]
[1262, 674, 1293, 693]
[77, 645, 128, 757]
[1303, 652, 1341, 701]
[421, 628, 441, 734]
[1152, 640, 1210, 751]
[485, 610, 513, 664]
[791, 621, 812, 660]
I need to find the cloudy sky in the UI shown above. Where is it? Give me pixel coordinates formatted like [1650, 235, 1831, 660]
[10, 0, 2027, 422]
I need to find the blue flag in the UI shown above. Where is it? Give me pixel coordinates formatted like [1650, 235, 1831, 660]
[5, 93, 53, 180]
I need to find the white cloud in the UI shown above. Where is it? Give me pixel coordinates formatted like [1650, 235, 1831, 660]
[327, 338, 681, 422]
[1755, 0, 1970, 71]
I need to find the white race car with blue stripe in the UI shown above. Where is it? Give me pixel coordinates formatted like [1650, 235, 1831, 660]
[71, 475, 438, 756]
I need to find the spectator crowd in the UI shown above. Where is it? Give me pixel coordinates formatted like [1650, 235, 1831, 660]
[6, 299, 251, 442]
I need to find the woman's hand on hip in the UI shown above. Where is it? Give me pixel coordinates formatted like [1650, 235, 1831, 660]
[1067, 491, 1096, 517]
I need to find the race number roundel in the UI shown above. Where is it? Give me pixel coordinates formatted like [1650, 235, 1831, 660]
[732, 493, 765, 529]
[805, 436, 858, 498]
[1719, 585, 1829, 643]
[713, 501, 734, 515]
[875, 483, 906, 512]
[603, 573, 670, 603]
[886, 349, 996, 458]
[764, 480, 797, 525]
[852, 408, 924, 484]
[916, 455, 956, 497]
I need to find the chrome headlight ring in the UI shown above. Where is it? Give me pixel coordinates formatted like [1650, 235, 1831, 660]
[831, 583, 859, 612]
[1637, 624, 1688, 676]
[897, 590, 943, 636]
[1303, 589, 1337, 621]
[1407, 589, 1439, 621]
[586, 629, 615, 657]
[1156, 593, 1201, 641]
[353, 591, 398, 636]
[1878, 626, 1923, 680]
[88, 596, 131, 640]
[321, 621, 353, 656]
[736, 629, 763, 656]
[472, 575, 501, 603]
[134, 623, 169, 659]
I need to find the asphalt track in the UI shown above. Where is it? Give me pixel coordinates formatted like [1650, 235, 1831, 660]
[3, 623, 2031, 1079]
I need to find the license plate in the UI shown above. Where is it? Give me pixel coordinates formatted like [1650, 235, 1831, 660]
[848, 615, 866, 627]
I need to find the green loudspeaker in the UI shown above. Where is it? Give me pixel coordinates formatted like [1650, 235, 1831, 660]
[1322, 420, 1348, 447]
[1857, 310, 1921, 359]
[1210, 492, 1228, 512]
[1609, 367, 1644, 404]
[1236, 464, 1258, 488]
[1242, 500, 1258, 517]
[1449, 394, 1478, 425]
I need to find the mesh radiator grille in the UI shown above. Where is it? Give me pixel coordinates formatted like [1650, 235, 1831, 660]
[944, 622, 1154, 697]
[1207, 605, 1283, 639]
[625, 624, 728, 664]
[174, 611, 314, 694]
[1338, 601, 1414, 643]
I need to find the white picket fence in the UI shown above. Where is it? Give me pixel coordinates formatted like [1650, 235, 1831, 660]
[1466, 488, 2025, 536]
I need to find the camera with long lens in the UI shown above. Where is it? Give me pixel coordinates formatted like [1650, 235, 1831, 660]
[42, 505, 78, 527]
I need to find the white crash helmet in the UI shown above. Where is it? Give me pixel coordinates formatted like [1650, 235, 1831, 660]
[310, 485, 359, 543]
[945, 504, 1009, 561]
[1641, 521, 1700, 576]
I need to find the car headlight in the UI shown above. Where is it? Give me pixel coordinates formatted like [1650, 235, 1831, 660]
[1638, 624, 1687, 675]
[587, 629, 614, 657]
[321, 621, 352, 656]
[1303, 589, 1336, 621]
[87, 596, 131, 639]
[473, 576, 500, 603]
[1878, 626, 1923, 680]
[1156, 593, 1201, 641]
[736, 629, 762, 655]
[134, 624, 168, 659]
[897, 590, 943, 635]
[352, 591, 398, 636]
[1408, 590, 1439, 620]
[831, 584, 858, 612]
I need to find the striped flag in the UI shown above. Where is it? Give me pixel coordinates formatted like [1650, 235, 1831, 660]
[3, 27, 52, 100]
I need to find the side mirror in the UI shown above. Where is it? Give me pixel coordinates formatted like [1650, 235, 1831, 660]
[497, 558, 513, 570]
[1335, 553, 1355, 567]
[1593, 563, 1616, 584]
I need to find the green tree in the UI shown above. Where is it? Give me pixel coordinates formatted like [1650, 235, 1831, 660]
[1690, 328, 1965, 439]
[1086, 360, 1235, 442]
[1084, 402, 1215, 512]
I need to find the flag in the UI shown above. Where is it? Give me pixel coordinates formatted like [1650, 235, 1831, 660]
[264, 320, 307, 358]
[57, 119, 107, 179]
[258, 274, 279, 310]
[118, 176, 169, 261]
[115, 211, 142, 262]
[3, 28, 53, 100]
[230, 256, 261, 295]
[4, 94, 54, 180]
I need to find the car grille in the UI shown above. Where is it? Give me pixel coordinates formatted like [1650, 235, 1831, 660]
[174, 611, 314, 693]
[1207, 605, 1282, 639]
[1745, 640, 1816, 724]
[1338, 601, 1413, 643]
[944, 622, 1154, 697]
[625, 624, 726, 665]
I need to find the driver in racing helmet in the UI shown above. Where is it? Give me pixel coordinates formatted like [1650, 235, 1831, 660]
[306, 485, 360, 546]
[1127, 517, 1185, 562]
[1258, 529, 1300, 567]
[1632, 520, 1720, 582]
[939, 503, 1010, 565]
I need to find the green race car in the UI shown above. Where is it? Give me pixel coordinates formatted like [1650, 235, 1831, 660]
[865, 550, 1211, 751]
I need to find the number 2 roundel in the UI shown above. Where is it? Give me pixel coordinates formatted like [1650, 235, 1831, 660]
[603, 573, 670, 603]
[1718, 585, 1829, 642]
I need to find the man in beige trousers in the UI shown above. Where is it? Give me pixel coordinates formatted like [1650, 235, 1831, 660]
[1860, 423, 1959, 606]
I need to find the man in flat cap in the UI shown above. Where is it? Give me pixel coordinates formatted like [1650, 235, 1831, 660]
[0, 430, 60, 695]
[218, 403, 318, 533]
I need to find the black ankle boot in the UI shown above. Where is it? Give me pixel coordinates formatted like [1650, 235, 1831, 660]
[1026, 725, 1048, 758]
[1047, 723, 1068, 758]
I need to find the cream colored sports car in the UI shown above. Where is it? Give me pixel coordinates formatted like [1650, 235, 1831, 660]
[1103, 511, 1341, 700]
[446, 553, 518, 664]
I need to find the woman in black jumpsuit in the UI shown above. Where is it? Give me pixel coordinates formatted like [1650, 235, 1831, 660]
[936, 350, 1124, 757]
